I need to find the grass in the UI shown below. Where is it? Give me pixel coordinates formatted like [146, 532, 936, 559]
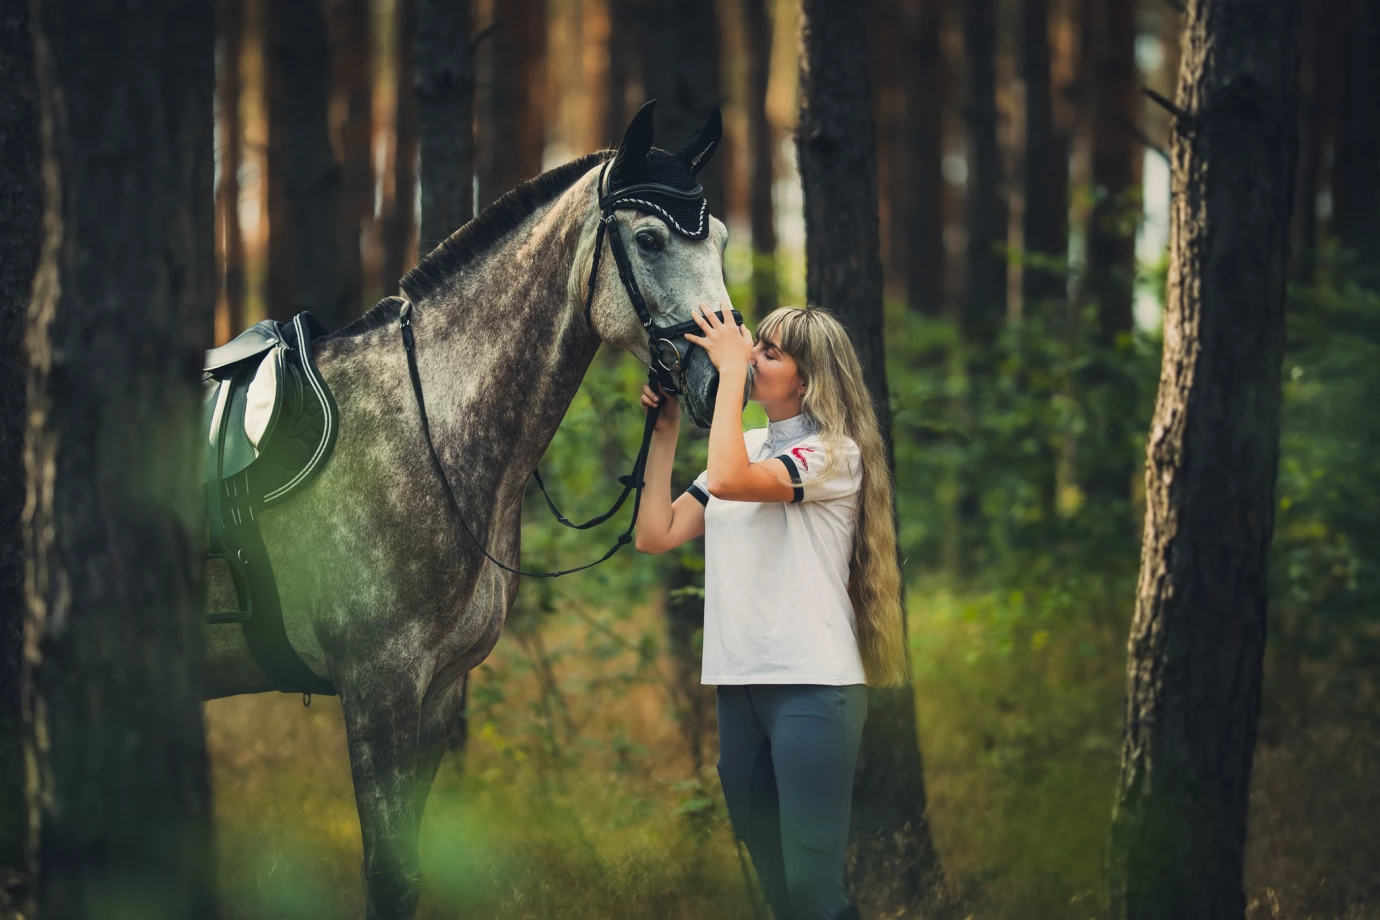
[206, 577, 1379, 919]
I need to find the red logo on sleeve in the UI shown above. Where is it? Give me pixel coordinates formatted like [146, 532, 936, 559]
[790, 446, 816, 471]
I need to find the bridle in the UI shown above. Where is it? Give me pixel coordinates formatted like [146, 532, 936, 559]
[397, 158, 744, 578]
[582, 159, 743, 399]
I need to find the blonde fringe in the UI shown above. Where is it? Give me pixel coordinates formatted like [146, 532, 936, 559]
[756, 307, 911, 688]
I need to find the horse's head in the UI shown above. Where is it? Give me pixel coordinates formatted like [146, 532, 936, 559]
[582, 100, 746, 429]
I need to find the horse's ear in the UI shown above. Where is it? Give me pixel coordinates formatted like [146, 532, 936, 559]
[674, 106, 722, 175]
[609, 99, 656, 189]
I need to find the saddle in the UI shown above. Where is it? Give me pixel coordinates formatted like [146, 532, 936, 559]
[203, 311, 338, 696]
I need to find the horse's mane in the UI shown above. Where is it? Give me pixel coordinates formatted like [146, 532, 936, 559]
[329, 150, 615, 340]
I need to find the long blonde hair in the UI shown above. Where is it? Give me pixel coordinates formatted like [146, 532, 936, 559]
[756, 306, 910, 687]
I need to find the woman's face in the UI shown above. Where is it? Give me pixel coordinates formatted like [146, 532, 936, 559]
[749, 333, 804, 410]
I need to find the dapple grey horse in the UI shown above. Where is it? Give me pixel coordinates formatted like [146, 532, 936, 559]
[203, 108, 730, 918]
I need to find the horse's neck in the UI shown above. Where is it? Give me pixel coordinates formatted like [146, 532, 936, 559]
[401, 197, 601, 509]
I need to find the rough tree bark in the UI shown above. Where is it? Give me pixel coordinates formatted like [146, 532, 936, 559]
[1105, 0, 1301, 916]
[904, 0, 945, 318]
[743, 0, 778, 319]
[0, 1, 42, 911]
[265, 0, 352, 328]
[216, 0, 246, 342]
[415, 0, 475, 255]
[24, 0, 217, 916]
[797, 1, 948, 912]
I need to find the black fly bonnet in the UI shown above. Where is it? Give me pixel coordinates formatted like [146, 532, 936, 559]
[582, 100, 748, 428]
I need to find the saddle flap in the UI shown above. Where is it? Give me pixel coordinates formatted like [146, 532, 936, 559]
[244, 347, 287, 451]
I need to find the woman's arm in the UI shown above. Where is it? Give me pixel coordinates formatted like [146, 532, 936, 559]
[704, 359, 795, 503]
[633, 385, 707, 555]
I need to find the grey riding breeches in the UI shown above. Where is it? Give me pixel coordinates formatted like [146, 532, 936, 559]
[715, 683, 868, 920]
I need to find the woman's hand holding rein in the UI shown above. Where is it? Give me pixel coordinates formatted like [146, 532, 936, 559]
[641, 382, 681, 436]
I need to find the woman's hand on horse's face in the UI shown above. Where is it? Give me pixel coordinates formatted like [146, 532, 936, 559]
[684, 301, 752, 372]
[642, 382, 681, 433]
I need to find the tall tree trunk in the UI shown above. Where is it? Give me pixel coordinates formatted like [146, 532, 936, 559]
[265, 0, 352, 328]
[744, 0, 778, 319]
[1075, 0, 1142, 527]
[383, 0, 419, 290]
[481, 0, 547, 207]
[904, 0, 945, 318]
[956, 0, 1007, 569]
[416, 0, 474, 255]
[1018, 0, 1068, 532]
[1022, 0, 1069, 310]
[216, 0, 247, 343]
[870, 0, 905, 302]
[0, 1, 43, 909]
[963, 0, 1008, 345]
[1288, 0, 1341, 284]
[797, 2, 948, 913]
[1331, 0, 1380, 281]
[24, 1, 217, 916]
[604, 0, 635, 146]
[1105, 0, 1300, 915]
[327, 0, 372, 310]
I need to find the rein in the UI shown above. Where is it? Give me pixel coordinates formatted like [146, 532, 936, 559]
[399, 299, 660, 578]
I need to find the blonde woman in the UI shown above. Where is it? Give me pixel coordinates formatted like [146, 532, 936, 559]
[635, 304, 909, 920]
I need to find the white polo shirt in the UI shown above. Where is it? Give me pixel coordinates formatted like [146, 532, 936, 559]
[686, 413, 867, 686]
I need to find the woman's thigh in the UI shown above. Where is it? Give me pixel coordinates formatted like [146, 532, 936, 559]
[755, 684, 868, 855]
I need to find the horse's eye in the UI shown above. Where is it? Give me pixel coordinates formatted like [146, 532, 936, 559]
[635, 230, 662, 253]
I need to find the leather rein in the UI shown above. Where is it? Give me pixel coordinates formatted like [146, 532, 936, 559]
[397, 161, 741, 578]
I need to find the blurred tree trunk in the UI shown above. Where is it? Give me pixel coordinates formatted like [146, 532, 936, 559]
[327, 0, 372, 309]
[1105, 0, 1300, 914]
[640, 1, 722, 213]
[904, 0, 945, 318]
[1017, 0, 1067, 540]
[1074, 0, 1142, 532]
[1022, 0, 1069, 311]
[963, 0, 1008, 345]
[797, 2, 948, 913]
[1331, 0, 1380, 282]
[0, 1, 42, 910]
[216, 0, 247, 344]
[871, 0, 905, 302]
[640, 0, 723, 771]
[416, 0, 474, 255]
[24, 1, 217, 916]
[481, 0, 547, 207]
[605, 0, 635, 145]
[956, 0, 1007, 569]
[1288, 0, 1341, 284]
[265, 0, 352, 328]
[383, 0, 419, 290]
[744, 0, 778, 319]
